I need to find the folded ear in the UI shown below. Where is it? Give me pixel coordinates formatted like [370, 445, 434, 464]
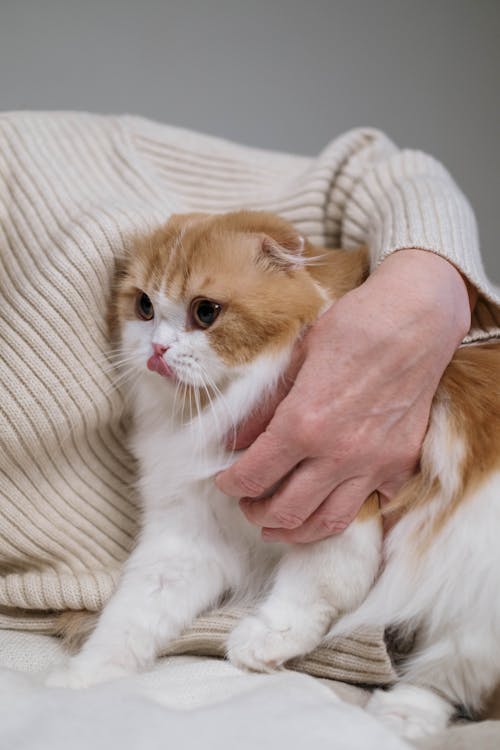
[216, 210, 305, 271]
[260, 232, 305, 271]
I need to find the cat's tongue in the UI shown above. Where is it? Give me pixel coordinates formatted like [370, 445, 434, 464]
[147, 354, 174, 379]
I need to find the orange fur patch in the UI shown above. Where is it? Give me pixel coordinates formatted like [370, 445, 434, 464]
[112, 210, 499, 536]
[113, 211, 367, 368]
[384, 343, 500, 542]
[355, 491, 381, 522]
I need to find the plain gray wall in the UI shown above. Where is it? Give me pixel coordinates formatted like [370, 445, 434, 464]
[2, 0, 499, 280]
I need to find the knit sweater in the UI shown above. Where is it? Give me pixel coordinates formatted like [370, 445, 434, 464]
[1, 111, 499, 683]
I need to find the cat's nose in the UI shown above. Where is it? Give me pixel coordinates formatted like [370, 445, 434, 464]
[152, 343, 169, 356]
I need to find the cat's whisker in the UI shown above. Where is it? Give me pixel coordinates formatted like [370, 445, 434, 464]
[172, 378, 182, 421]
[188, 383, 193, 426]
[91, 347, 137, 364]
[199, 381, 226, 469]
[104, 374, 139, 394]
[95, 361, 136, 377]
[54, 368, 141, 448]
[301, 252, 330, 267]
[94, 367, 143, 399]
[39, 351, 138, 397]
[191, 385, 207, 464]
[100, 360, 142, 383]
[180, 381, 189, 427]
[197, 374, 222, 434]
[99, 358, 140, 375]
[198, 365, 237, 450]
[39, 367, 136, 449]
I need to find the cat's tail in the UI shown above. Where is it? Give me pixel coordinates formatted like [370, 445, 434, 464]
[53, 610, 99, 653]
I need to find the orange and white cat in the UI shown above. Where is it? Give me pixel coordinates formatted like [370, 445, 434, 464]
[48, 211, 500, 740]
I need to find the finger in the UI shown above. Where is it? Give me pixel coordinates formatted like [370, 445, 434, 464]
[378, 474, 412, 533]
[215, 425, 305, 498]
[378, 471, 414, 504]
[229, 394, 280, 451]
[228, 341, 305, 451]
[261, 476, 372, 543]
[239, 458, 340, 529]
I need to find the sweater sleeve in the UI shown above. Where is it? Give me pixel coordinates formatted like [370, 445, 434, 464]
[325, 128, 500, 342]
[123, 116, 500, 343]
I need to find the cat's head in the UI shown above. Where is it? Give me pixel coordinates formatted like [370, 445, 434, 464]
[111, 211, 327, 393]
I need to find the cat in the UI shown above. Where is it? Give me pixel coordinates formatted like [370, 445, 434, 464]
[47, 210, 500, 741]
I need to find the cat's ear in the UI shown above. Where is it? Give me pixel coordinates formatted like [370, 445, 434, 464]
[259, 232, 305, 271]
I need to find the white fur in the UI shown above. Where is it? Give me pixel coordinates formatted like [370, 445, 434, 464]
[47, 299, 382, 689]
[48, 294, 500, 743]
[420, 400, 467, 502]
[366, 684, 454, 740]
[329, 402, 500, 737]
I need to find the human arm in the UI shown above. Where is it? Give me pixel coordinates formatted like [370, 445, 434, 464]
[215, 133, 487, 542]
[216, 247, 473, 542]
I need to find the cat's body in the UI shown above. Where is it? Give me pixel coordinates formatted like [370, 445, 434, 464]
[48, 211, 500, 741]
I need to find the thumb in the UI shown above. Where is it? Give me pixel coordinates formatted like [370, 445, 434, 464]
[230, 398, 277, 450]
[227, 336, 306, 450]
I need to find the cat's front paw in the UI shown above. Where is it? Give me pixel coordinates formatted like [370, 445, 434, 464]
[45, 657, 134, 690]
[227, 614, 316, 673]
[366, 685, 453, 740]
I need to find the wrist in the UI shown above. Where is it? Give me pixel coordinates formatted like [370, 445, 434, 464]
[364, 249, 472, 347]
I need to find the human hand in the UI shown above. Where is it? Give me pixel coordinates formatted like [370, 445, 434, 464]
[215, 249, 473, 543]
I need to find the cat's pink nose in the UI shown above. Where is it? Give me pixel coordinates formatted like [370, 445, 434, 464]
[152, 343, 169, 356]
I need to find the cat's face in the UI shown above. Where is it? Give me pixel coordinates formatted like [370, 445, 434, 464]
[112, 211, 326, 392]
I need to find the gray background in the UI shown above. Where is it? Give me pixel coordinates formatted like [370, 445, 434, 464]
[1, 0, 499, 280]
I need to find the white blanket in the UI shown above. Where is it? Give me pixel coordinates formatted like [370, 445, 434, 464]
[0, 631, 410, 750]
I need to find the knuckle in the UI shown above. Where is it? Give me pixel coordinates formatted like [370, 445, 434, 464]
[233, 470, 265, 498]
[330, 434, 357, 464]
[274, 528, 303, 544]
[316, 516, 349, 536]
[272, 509, 305, 530]
[295, 412, 322, 450]
[239, 498, 260, 521]
[394, 430, 424, 461]
[408, 439, 424, 462]
[391, 445, 420, 472]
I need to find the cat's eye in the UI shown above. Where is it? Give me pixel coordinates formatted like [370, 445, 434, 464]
[136, 291, 154, 321]
[191, 298, 222, 329]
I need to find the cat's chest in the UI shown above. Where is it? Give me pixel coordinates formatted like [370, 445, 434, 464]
[133, 409, 229, 503]
[130, 384, 272, 549]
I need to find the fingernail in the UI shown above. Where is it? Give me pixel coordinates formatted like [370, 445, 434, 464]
[239, 497, 256, 513]
[215, 473, 239, 498]
[262, 528, 277, 541]
[214, 472, 228, 491]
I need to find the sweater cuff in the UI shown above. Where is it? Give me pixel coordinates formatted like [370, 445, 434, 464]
[346, 150, 480, 275]
[340, 149, 500, 343]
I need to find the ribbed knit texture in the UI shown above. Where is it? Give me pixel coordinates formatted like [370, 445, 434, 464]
[162, 609, 395, 685]
[1, 111, 499, 682]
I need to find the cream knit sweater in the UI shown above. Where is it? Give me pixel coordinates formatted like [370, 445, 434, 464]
[1, 111, 499, 682]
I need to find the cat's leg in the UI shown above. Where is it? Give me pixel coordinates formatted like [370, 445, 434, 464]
[366, 628, 500, 739]
[227, 502, 382, 672]
[362, 465, 500, 739]
[47, 523, 238, 688]
[366, 684, 454, 740]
